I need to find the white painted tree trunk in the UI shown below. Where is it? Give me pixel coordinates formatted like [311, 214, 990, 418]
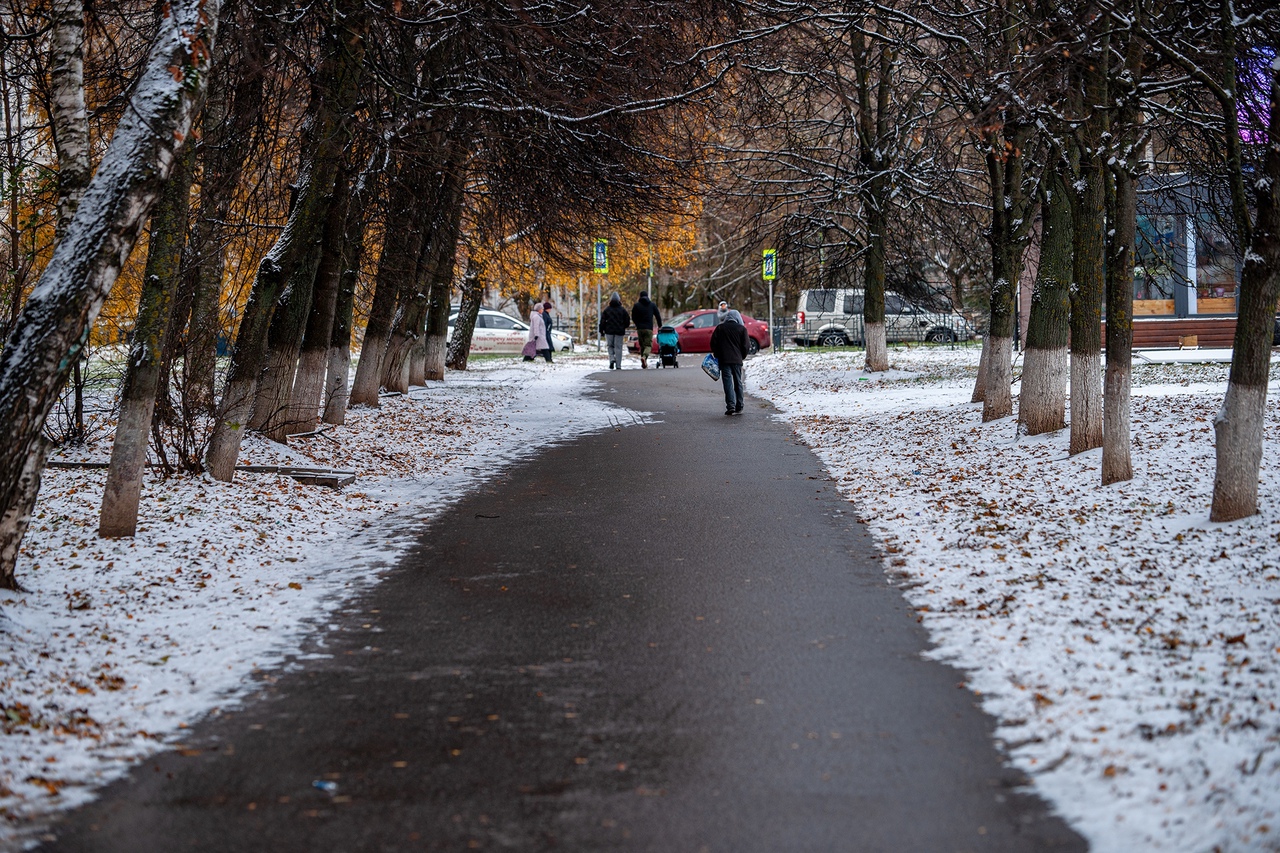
[322, 345, 351, 425]
[971, 335, 990, 403]
[864, 321, 887, 372]
[1069, 352, 1103, 455]
[981, 335, 1013, 421]
[1102, 365, 1132, 485]
[288, 348, 328, 432]
[1019, 346, 1068, 435]
[423, 332, 446, 381]
[1212, 384, 1267, 520]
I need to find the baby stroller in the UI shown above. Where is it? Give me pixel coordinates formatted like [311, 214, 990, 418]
[655, 325, 680, 368]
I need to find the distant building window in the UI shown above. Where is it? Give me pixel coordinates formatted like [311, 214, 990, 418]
[1134, 214, 1179, 315]
[1195, 214, 1238, 314]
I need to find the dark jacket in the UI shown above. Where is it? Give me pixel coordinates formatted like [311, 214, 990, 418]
[710, 320, 749, 366]
[599, 302, 630, 336]
[631, 297, 661, 330]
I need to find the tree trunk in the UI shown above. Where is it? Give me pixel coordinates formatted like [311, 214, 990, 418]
[422, 176, 465, 382]
[348, 166, 431, 406]
[50, 0, 93, 443]
[1211, 64, 1280, 521]
[1068, 52, 1109, 457]
[854, 27, 890, 373]
[971, 335, 990, 403]
[446, 258, 485, 371]
[287, 161, 352, 434]
[384, 301, 426, 393]
[49, 0, 91, 238]
[982, 136, 1016, 421]
[205, 4, 366, 478]
[321, 155, 378, 425]
[1102, 166, 1136, 484]
[1020, 165, 1073, 435]
[862, 196, 888, 371]
[1069, 153, 1106, 456]
[187, 9, 269, 414]
[0, 0, 219, 589]
[250, 240, 323, 440]
[1102, 20, 1144, 486]
[99, 148, 193, 538]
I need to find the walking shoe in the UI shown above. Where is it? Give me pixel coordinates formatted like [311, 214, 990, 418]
[734, 406, 743, 414]
[725, 409, 735, 416]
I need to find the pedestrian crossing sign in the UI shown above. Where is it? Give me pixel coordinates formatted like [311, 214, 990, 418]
[762, 249, 777, 281]
[593, 239, 609, 274]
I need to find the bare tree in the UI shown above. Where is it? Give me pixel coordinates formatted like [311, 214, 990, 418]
[204, 0, 367, 478]
[1019, 162, 1073, 434]
[1212, 60, 1280, 520]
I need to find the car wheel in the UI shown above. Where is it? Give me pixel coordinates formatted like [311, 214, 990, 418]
[925, 327, 955, 343]
[818, 330, 847, 347]
[747, 337, 760, 355]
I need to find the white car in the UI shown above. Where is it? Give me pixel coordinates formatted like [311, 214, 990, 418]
[447, 308, 573, 355]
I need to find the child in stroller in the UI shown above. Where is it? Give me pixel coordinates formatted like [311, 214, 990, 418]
[655, 325, 680, 368]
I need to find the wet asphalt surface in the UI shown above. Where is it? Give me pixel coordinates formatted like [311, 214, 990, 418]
[35, 356, 1087, 852]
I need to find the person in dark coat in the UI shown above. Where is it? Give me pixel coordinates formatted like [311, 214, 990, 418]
[599, 292, 631, 369]
[630, 292, 662, 369]
[710, 309, 749, 415]
[540, 301, 555, 362]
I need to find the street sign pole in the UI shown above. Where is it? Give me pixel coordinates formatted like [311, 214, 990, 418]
[762, 249, 778, 349]
[593, 239, 609, 352]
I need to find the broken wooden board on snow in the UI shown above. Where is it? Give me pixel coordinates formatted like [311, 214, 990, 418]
[46, 461, 357, 489]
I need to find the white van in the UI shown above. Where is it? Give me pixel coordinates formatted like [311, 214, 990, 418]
[793, 288, 975, 346]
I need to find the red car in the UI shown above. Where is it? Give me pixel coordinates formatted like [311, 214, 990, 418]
[627, 309, 772, 355]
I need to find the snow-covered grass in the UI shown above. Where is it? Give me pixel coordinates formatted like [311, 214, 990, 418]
[749, 346, 1280, 853]
[0, 353, 620, 847]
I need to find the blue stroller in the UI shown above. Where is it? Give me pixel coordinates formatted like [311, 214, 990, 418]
[656, 325, 680, 367]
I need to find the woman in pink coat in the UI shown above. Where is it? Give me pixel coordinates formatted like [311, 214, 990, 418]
[524, 303, 548, 362]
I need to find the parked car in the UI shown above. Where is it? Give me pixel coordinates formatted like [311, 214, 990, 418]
[627, 309, 771, 355]
[793, 288, 976, 346]
[447, 308, 573, 355]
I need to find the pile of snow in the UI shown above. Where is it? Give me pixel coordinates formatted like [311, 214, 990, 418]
[750, 346, 1280, 853]
[0, 354, 619, 843]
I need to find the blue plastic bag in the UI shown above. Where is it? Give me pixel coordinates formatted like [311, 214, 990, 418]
[701, 353, 720, 381]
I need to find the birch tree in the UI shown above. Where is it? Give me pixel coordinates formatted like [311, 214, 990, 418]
[0, 0, 220, 588]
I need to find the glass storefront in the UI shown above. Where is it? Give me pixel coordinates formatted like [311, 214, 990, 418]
[1132, 211, 1239, 316]
[1194, 213, 1238, 313]
[1134, 213, 1179, 315]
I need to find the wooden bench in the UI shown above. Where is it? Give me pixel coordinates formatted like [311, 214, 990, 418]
[1101, 317, 1237, 349]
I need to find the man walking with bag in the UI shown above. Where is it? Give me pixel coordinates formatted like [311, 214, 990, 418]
[710, 309, 749, 415]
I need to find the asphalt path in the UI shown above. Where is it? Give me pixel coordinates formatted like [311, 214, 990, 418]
[36, 355, 1086, 852]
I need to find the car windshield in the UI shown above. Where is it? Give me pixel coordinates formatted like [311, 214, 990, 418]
[667, 312, 696, 327]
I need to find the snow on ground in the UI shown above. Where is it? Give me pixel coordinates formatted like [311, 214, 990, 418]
[0, 352, 621, 847]
[750, 345, 1280, 853]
